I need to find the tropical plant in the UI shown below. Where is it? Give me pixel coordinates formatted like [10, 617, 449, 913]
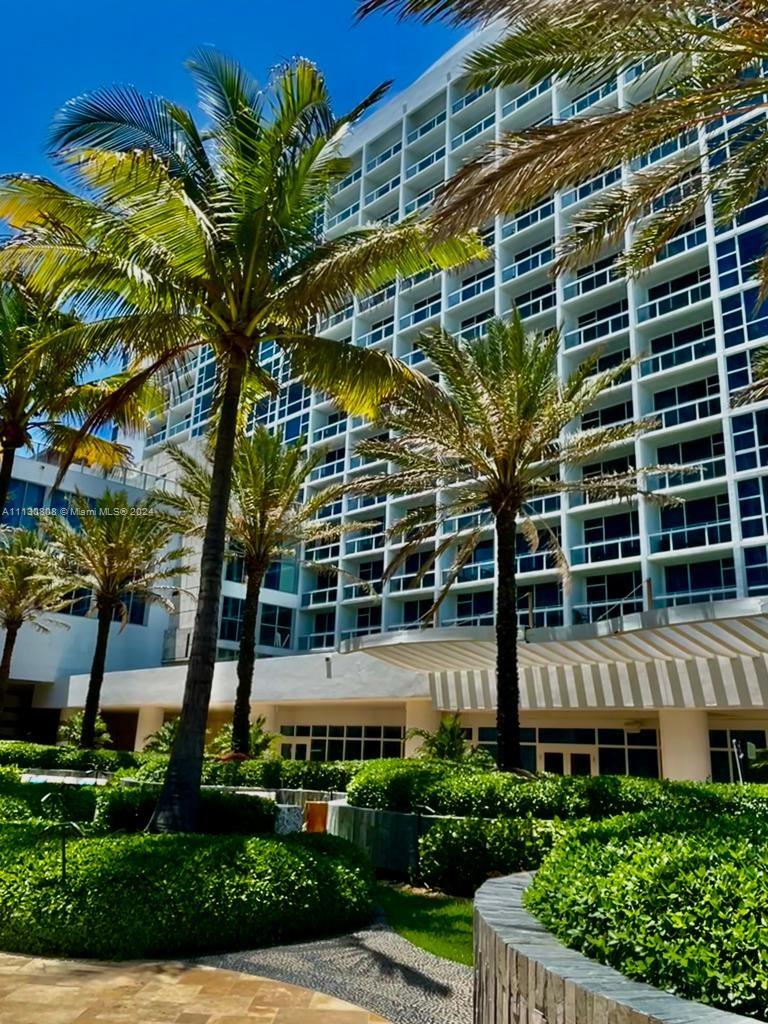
[57, 711, 112, 749]
[346, 315, 675, 770]
[406, 712, 471, 761]
[141, 718, 179, 755]
[0, 529, 69, 718]
[158, 426, 366, 755]
[359, 0, 768, 281]
[206, 717, 275, 759]
[41, 490, 189, 750]
[0, 281, 153, 509]
[0, 52, 485, 830]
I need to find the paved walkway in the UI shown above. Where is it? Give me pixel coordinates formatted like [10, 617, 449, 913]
[0, 953, 389, 1024]
[200, 922, 473, 1024]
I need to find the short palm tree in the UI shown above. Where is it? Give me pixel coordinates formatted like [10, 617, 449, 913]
[359, 0, 768, 279]
[347, 316, 673, 771]
[0, 281, 151, 508]
[0, 529, 69, 721]
[158, 426, 359, 756]
[42, 490, 189, 749]
[0, 53, 483, 830]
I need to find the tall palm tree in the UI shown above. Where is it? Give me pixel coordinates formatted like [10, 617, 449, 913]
[346, 316, 674, 771]
[0, 54, 484, 829]
[42, 490, 189, 749]
[0, 281, 151, 509]
[359, 0, 768, 279]
[0, 529, 69, 722]
[158, 426, 360, 756]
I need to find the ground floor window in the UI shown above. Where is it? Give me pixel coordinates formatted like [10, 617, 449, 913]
[710, 728, 767, 782]
[279, 724, 404, 761]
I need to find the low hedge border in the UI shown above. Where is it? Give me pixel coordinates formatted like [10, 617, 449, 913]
[0, 827, 374, 959]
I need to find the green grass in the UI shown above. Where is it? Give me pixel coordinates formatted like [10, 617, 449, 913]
[375, 883, 473, 965]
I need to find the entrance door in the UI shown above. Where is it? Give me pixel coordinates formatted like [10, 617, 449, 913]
[537, 745, 597, 776]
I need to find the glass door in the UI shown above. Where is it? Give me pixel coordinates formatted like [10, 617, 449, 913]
[537, 745, 597, 776]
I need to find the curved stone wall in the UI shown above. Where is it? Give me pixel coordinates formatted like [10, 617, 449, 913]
[474, 873, 748, 1024]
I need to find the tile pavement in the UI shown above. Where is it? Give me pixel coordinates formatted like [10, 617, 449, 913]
[0, 953, 390, 1024]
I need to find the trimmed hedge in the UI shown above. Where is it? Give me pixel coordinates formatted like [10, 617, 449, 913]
[347, 759, 768, 819]
[126, 755, 364, 792]
[0, 741, 139, 773]
[526, 812, 768, 1020]
[419, 816, 567, 897]
[0, 779, 97, 824]
[0, 827, 374, 959]
[94, 785, 276, 834]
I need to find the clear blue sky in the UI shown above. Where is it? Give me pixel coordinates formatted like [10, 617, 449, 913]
[3, 0, 462, 180]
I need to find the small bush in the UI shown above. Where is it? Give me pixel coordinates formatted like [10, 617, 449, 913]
[0, 740, 139, 773]
[0, 828, 374, 959]
[0, 779, 96, 824]
[419, 816, 567, 897]
[346, 759, 462, 812]
[57, 713, 112, 749]
[128, 755, 364, 792]
[94, 785, 276, 834]
[526, 812, 768, 1019]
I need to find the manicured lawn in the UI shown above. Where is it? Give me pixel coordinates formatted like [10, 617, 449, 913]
[375, 883, 473, 965]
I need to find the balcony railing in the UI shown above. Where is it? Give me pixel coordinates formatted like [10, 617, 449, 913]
[404, 186, 440, 215]
[402, 347, 427, 365]
[502, 199, 555, 240]
[656, 223, 707, 264]
[406, 146, 446, 179]
[407, 110, 446, 144]
[636, 280, 711, 322]
[502, 245, 554, 282]
[561, 167, 621, 208]
[389, 572, 436, 592]
[572, 598, 643, 622]
[563, 263, 623, 301]
[501, 78, 551, 119]
[653, 393, 720, 429]
[366, 141, 402, 172]
[560, 80, 617, 120]
[347, 493, 386, 511]
[310, 459, 345, 481]
[304, 542, 340, 561]
[364, 175, 400, 206]
[312, 420, 347, 442]
[330, 167, 362, 195]
[518, 290, 556, 320]
[452, 112, 496, 150]
[443, 613, 495, 627]
[564, 309, 629, 349]
[299, 632, 336, 651]
[650, 455, 726, 489]
[452, 83, 493, 114]
[655, 585, 738, 608]
[326, 202, 359, 229]
[345, 533, 386, 555]
[640, 334, 716, 377]
[444, 562, 495, 585]
[358, 322, 394, 348]
[400, 299, 441, 329]
[571, 536, 641, 565]
[358, 284, 396, 312]
[648, 520, 732, 552]
[448, 271, 495, 307]
[301, 587, 337, 607]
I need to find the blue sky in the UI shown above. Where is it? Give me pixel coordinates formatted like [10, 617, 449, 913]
[3, 0, 461, 180]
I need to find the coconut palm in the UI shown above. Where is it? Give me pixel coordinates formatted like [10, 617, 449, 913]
[0, 281, 151, 509]
[42, 490, 190, 749]
[359, 1, 768, 279]
[346, 315, 675, 770]
[0, 52, 483, 829]
[0, 529, 69, 722]
[158, 426, 362, 756]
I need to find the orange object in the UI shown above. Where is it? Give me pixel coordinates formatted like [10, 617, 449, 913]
[304, 801, 328, 833]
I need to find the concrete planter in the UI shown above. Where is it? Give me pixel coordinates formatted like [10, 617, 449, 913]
[474, 873, 748, 1024]
[326, 798, 452, 874]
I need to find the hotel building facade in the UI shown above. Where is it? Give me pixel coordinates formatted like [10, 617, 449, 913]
[57, 28, 768, 782]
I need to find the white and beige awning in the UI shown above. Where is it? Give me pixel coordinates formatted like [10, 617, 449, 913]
[341, 599, 768, 711]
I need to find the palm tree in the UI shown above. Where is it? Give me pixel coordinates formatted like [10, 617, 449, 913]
[0, 281, 151, 509]
[359, 0, 768, 279]
[346, 316, 675, 771]
[0, 529, 69, 722]
[158, 426, 361, 756]
[0, 53, 483, 830]
[42, 490, 190, 749]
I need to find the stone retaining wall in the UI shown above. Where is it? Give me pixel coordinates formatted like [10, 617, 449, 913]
[474, 873, 748, 1024]
[326, 798, 451, 873]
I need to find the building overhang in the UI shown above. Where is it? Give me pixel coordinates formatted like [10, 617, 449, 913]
[341, 599, 768, 712]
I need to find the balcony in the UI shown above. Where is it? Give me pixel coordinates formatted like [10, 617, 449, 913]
[650, 456, 726, 489]
[400, 268, 441, 293]
[358, 284, 396, 312]
[342, 582, 380, 600]
[517, 289, 556, 320]
[636, 279, 711, 323]
[451, 112, 496, 151]
[407, 110, 446, 145]
[404, 186, 440, 215]
[560, 80, 617, 120]
[299, 632, 336, 651]
[655, 585, 738, 608]
[572, 598, 643, 622]
[301, 587, 337, 607]
[457, 318, 493, 342]
[364, 175, 400, 206]
[304, 542, 340, 562]
[635, 130, 698, 170]
[402, 347, 427, 366]
[652, 392, 720, 429]
[341, 625, 382, 641]
[347, 494, 386, 512]
[358, 321, 394, 348]
[563, 263, 623, 301]
[501, 78, 551, 119]
[562, 167, 621, 208]
[345, 533, 386, 555]
[443, 562, 495, 585]
[319, 305, 353, 331]
[443, 613, 494, 627]
[406, 147, 445, 179]
[310, 458, 345, 481]
[367, 141, 402, 172]
[452, 83, 493, 114]
[326, 202, 359, 230]
[448, 270, 495, 307]
[330, 167, 362, 196]
[655, 222, 707, 264]
[640, 334, 716, 377]
[312, 419, 347, 442]
[502, 244, 554, 282]
[648, 520, 732, 553]
[571, 536, 641, 565]
[389, 573, 436, 592]
[400, 298, 441, 330]
[502, 199, 555, 240]
[564, 308, 629, 349]
[167, 416, 192, 437]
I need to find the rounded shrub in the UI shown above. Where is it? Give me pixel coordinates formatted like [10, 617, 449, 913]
[0, 828, 374, 959]
[346, 758, 471, 812]
[94, 785, 277, 834]
[0, 741, 139, 773]
[127, 756, 364, 792]
[0, 779, 96, 824]
[419, 816, 568, 896]
[526, 812, 768, 1019]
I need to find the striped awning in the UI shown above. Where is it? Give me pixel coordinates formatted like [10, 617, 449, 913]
[341, 599, 768, 711]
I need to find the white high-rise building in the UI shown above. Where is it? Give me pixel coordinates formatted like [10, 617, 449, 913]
[102, 28, 768, 780]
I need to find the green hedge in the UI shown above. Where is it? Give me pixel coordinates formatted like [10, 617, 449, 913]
[0, 827, 374, 959]
[94, 785, 276, 834]
[526, 812, 768, 1019]
[419, 816, 567, 897]
[347, 759, 768, 819]
[0, 741, 140, 773]
[0, 779, 97, 824]
[127, 755, 364, 792]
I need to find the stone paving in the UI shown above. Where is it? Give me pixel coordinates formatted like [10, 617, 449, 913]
[0, 953, 390, 1024]
[201, 922, 473, 1024]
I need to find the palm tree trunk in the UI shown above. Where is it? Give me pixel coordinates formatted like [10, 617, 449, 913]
[0, 447, 17, 513]
[153, 356, 246, 832]
[232, 566, 263, 755]
[0, 621, 21, 729]
[80, 605, 113, 749]
[495, 504, 522, 772]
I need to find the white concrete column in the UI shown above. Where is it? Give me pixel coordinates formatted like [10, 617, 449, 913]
[404, 699, 442, 757]
[133, 706, 166, 751]
[658, 709, 711, 781]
